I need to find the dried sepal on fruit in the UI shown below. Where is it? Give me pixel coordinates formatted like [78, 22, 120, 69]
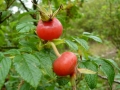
[33, 1, 63, 41]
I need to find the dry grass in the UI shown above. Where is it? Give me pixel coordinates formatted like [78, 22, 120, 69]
[89, 42, 117, 59]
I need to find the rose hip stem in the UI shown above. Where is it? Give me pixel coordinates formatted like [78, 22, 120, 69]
[50, 42, 61, 57]
[50, 42, 77, 90]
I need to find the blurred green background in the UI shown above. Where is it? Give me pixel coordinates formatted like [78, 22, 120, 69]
[0, 0, 120, 90]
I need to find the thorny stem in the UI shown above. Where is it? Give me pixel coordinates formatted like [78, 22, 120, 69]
[50, 42, 61, 57]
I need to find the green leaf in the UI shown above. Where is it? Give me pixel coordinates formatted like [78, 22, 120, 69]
[3, 49, 20, 55]
[87, 36, 102, 43]
[1, 11, 11, 19]
[0, 57, 11, 89]
[0, 30, 5, 46]
[18, 12, 37, 20]
[65, 40, 78, 51]
[53, 39, 65, 45]
[19, 40, 38, 50]
[20, 82, 34, 90]
[80, 61, 98, 89]
[0, 0, 4, 5]
[56, 77, 69, 86]
[34, 50, 54, 78]
[83, 32, 91, 35]
[73, 38, 89, 50]
[93, 58, 115, 89]
[13, 54, 41, 88]
[78, 68, 96, 74]
[19, 47, 32, 53]
[107, 59, 120, 71]
[16, 22, 35, 33]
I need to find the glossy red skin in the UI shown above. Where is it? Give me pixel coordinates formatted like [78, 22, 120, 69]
[36, 18, 63, 41]
[53, 52, 77, 76]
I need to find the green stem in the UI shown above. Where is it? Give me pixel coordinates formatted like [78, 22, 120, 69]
[71, 73, 76, 90]
[50, 42, 61, 57]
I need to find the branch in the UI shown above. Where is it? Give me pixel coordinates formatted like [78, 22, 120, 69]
[19, 0, 30, 12]
[0, 46, 18, 51]
[6, 0, 15, 10]
[98, 74, 120, 84]
[19, 0, 37, 25]
[17, 80, 24, 90]
[0, 13, 12, 24]
[32, 0, 37, 10]
[31, 0, 37, 25]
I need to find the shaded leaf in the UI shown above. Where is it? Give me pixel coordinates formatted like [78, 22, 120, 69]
[3, 49, 20, 55]
[34, 50, 54, 78]
[13, 54, 41, 88]
[20, 82, 34, 90]
[0, 57, 11, 89]
[0, 30, 5, 46]
[19, 41, 38, 50]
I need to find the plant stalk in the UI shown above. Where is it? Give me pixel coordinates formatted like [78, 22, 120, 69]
[50, 42, 61, 57]
[71, 73, 76, 90]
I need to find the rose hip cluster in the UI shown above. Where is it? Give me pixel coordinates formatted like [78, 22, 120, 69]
[36, 6, 77, 77]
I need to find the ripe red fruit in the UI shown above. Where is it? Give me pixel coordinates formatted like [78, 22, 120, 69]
[36, 18, 63, 41]
[53, 52, 77, 76]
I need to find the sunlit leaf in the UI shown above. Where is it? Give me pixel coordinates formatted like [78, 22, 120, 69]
[16, 22, 35, 33]
[53, 39, 65, 45]
[78, 68, 96, 74]
[83, 32, 91, 35]
[65, 40, 78, 51]
[73, 38, 89, 50]
[87, 36, 102, 43]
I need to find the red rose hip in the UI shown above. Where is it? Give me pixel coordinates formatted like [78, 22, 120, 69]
[36, 18, 63, 41]
[53, 52, 77, 76]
